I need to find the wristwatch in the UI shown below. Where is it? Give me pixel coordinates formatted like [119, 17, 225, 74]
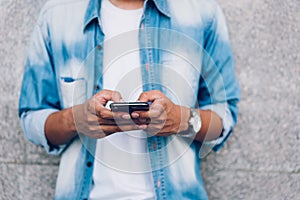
[181, 108, 202, 138]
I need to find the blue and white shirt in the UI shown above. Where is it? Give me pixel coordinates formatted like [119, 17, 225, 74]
[19, 0, 240, 199]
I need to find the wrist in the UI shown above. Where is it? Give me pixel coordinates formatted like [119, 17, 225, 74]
[178, 108, 202, 138]
[178, 106, 191, 133]
[65, 106, 78, 135]
[44, 107, 78, 146]
[189, 108, 202, 134]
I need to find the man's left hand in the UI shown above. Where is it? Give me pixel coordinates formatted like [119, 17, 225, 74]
[134, 90, 190, 136]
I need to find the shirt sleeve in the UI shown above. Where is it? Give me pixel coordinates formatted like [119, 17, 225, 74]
[197, 2, 240, 154]
[198, 103, 234, 158]
[20, 109, 66, 155]
[18, 10, 63, 155]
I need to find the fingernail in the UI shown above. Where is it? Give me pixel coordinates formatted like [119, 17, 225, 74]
[138, 125, 147, 129]
[122, 114, 131, 119]
[131, 113, 139, 118]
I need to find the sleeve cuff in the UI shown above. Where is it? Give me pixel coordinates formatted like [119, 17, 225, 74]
[198, 103, 234, 157]
[20, 109, 66, 155]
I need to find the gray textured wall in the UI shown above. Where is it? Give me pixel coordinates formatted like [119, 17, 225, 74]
[0, 0, 299, 199]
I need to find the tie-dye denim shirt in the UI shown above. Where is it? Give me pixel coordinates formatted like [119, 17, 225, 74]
[19, 0, 240, 199]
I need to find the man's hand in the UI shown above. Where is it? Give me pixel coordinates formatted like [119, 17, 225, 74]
[72, 90, 144, 138]
[134, 90, 190, 136]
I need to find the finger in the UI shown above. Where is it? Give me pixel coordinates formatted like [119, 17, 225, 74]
[91, 90, 123, 114]
[111, 90, 123, 102]
[97, 118, 116, 125]
[79, 124, 119, 136]
[133, 118, 150, 124]
[96, 108, 114, 119]
[94, 90, 123, 104]
[122, 113, 132, 120]
[94, 107, 128, 120]
[150, 103, 165, 118]
[86, 97, 104, 115]
[130, 112, 139, 119]
[102, 118, 138, 126]
[83, 110, 132, 126]
[81, 123, 148, 138]
[100, 124, 146, 133]
[145, 119, 163, 125]
[75, 124, 107, 138]
[87, 104, 111, 118]
[137, 90, 162, 102]
[97, 115, 137, 126]
[85, 113, 102, 125]
[137, 103, 165, 119]
[117, 124, 147, 132]
[145, 124, 164, 136]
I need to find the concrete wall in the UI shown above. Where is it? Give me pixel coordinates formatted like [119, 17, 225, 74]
[0, 0, 299, 199]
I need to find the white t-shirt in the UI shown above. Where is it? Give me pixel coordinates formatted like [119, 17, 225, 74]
[89, 1, 155, 199]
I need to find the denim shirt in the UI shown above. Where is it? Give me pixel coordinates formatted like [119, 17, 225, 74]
[19, 0, 240, 199]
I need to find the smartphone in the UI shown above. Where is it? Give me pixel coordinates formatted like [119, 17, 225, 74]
[110, 102, 149, 113]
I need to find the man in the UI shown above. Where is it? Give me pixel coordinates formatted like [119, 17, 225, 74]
[19, 0, 240, 199]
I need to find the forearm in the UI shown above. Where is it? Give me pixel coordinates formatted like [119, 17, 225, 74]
[44, 89, 137, 145]
[45, 107, 78, 146]
[194, 109, 223, 142]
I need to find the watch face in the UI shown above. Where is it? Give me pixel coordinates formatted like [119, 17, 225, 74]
[179, 109, 201, 138]
[190, 109, 201, 133]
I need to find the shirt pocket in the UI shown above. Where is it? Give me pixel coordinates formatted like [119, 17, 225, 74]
[59, 77, 87, 108]
[161, 58, 200, 107]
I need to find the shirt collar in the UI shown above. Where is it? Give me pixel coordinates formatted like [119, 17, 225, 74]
[83, 0, 170, 31]
[83, 0, 101, 31]
[151, 0, 170, 18]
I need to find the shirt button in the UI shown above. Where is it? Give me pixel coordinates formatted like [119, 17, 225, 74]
[152, 142, 157, 150]
[87, 161, 93, 167]
[94, 85, 100, 91]
[157, 179, 161, 188]
[96, 45, 102, 50]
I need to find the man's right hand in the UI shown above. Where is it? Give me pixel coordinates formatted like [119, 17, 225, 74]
[72, 90, 144, 138]
[45, 90, 145, 146]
